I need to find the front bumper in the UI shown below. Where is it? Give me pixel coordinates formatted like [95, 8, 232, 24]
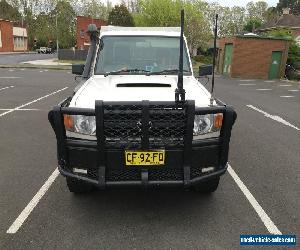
[49, 99, 236, 188]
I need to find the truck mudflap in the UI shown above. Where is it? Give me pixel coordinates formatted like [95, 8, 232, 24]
[48, 99, 237, 187]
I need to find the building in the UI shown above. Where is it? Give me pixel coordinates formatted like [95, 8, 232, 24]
[0, 19, 28, 52]
[218, 35, 290, 80]
[76, 16, 106, 50]
[258, 8, 300, 45]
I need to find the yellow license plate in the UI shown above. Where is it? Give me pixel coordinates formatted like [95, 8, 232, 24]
[125, 150, 165, 166]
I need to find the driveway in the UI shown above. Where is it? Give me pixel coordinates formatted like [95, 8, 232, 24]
[0, 53, 56, 65]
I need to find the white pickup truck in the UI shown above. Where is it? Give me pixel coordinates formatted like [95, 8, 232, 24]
[49, 17, 236, 194]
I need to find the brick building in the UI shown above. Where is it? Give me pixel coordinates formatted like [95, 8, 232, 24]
[0, 19, 28, 52]
[217, 36, 290, 80]
[76, 16, 106, 50]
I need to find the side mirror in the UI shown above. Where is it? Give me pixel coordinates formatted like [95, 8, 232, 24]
[72, 64, 85, 75]
[199, 64, 213, 77]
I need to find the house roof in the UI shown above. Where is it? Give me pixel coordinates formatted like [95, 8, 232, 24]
[260, 14, 300, 30]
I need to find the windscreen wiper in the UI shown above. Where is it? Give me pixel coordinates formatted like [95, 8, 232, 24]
[104, 69, 150, 77]
[150, 69, 190, 75]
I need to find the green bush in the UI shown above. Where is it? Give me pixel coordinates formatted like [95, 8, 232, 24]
[193, 55, 213, 64]
[287, 44, 300, 70]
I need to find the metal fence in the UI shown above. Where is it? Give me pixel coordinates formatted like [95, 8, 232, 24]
[58, 49, 88, 61]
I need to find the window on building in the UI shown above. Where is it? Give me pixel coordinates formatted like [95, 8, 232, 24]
[14, 37, 26, 49]
[0, 30, 2, 48]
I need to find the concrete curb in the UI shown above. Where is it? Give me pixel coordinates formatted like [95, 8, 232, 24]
[0, 64, 71, 71]
[0, 52, 37, 55]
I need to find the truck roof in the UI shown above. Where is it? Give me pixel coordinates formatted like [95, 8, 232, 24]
[100, 26, 181, 37]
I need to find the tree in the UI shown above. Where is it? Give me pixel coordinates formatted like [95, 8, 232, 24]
[246, 1, 268, 22]
[108, 4, 134, 26]
[134, 0, 182, 27]
[184, 1, 211, 53]
[7, 0, 37, 18]
[81, 0, 112, 21]
[243, 19, 262, 32]
[0, 0, 21, 20]
[52, 1, 76, 48]
[134, 0, 211, 54]
[30, 12, 52, 47]
[203, 3, 246, 37]
[276, 0, 300, 15]
[265, 7, 279, 23]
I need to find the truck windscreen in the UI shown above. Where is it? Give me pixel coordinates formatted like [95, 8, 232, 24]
[94, 36, 191, 75]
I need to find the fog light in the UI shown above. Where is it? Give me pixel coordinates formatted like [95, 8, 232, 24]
[202, 167, 215, 173]
[73, 168, 87, 174]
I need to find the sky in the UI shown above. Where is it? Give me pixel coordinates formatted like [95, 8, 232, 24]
[205, 0, 278, 7]
[108, 0, 279, 8]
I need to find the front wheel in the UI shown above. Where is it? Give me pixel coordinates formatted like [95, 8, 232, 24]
[193, 177, 220, 193]
[66, 177, 93, 194]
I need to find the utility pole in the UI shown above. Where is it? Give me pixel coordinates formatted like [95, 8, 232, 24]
[56, 14, 59, 59]
[22, 16, 25, 53]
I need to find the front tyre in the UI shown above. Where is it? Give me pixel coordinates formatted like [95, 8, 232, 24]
[193, 177, 220, 193]
[66, 177, 93, 193]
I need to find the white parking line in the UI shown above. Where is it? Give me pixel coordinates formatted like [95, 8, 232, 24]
[239, 79, 255, 82]
[280, 95, 294, 98]
[0, 108, 41, 111]
[279, 84, 292, 87]
[228, 164, 282, 235]
[0, 86, 14, 91]
[247, 105, 300, 131]
[256, 89, 272, 91]
[288, 90, 299, 92]
[0, 77, 20, 79]
[239, 83, 256, 86]
[0, 87, 68, 118]
[264, 80, 275, 83]
[7, 168, 59, 234]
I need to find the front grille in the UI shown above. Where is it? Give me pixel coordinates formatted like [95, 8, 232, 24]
[148, 168, 183, 181]
[106, 169, 141, 181]
[104, 104, 142, 149]
[105, 168, 184, 182]
[149, 104, 186, 148]
[86, 167, 206, 182]
[88, 168, 98, 180]
[103, 103, 187, 149]
[191, 167, 202, 179]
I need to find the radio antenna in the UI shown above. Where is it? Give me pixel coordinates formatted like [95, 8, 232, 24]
[210, 14, 218, 103]
[175, 9, 186, 104]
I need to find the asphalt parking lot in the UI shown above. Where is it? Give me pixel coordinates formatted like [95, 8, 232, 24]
[0, 68, 299, 249]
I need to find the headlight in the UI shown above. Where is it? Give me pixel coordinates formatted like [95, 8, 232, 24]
[64, 115, 96, 136]
[193, 113, 223, 140]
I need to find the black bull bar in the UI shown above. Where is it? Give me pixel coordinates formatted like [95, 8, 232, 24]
[48, 99, 237, 187]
